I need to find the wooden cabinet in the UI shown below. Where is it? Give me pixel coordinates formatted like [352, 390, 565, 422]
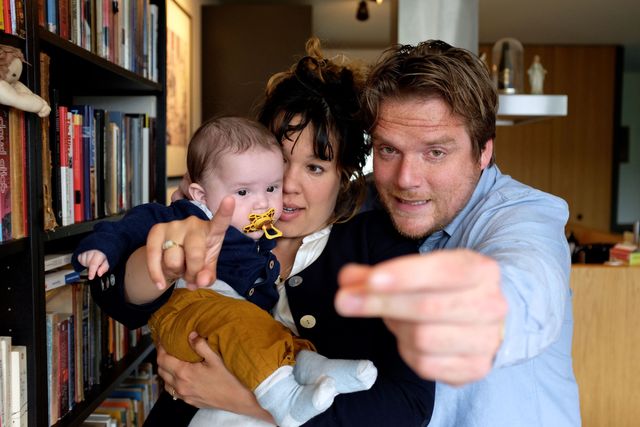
[480, 44, 621, 231]
[571, 265, 640, 427]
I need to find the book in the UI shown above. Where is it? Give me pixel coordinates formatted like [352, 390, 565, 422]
[40, 52, 57, 231]
[72, 112, 84, 223]
[0, 336, 11, 426]
[9, 109, 26, 239]
[0, 106, 10, 241]
[45, 268, 81, 291]
[10, 345, 27, 427]
[44, 253, 73, 272]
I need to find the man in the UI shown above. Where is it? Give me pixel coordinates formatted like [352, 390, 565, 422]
[335, 41, 581, 426]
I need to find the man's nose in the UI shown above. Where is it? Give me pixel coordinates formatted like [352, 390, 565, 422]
[396, 155, 422, 189]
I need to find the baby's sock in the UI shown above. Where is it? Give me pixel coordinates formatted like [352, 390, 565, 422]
[293, 350, 378, 393]
[255, 365, 338, 427]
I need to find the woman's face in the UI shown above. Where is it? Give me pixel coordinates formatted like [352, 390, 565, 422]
[278, 124, 341, 240]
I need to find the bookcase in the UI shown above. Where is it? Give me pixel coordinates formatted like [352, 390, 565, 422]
[0, 1, 167, 426]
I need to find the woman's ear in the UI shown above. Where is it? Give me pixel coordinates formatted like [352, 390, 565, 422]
[188, 183, 207, 203]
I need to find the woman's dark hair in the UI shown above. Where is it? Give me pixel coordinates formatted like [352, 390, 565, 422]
[257, 37, 369, 224]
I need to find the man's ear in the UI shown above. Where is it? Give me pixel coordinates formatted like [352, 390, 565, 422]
[188, 183, 207, 203]
[480, 139, 494, 169]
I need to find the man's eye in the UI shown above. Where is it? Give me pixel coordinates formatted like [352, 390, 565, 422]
[430, 150, 445, 158]
[379, 146, 396, 155]
[237, 189, 247, 196]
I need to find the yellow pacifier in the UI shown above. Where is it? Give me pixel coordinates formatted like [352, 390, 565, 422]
[242, 208, 283, 239]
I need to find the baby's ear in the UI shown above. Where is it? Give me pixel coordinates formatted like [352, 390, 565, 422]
[188, 183, 207, 203]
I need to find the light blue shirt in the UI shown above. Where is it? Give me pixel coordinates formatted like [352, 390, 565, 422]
[422, 165, 581, 427]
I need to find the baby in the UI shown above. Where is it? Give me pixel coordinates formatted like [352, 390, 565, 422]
[72, 117, 376, 427]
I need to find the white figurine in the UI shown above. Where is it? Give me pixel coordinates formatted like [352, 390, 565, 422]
[0, 44, 51, 117]
[527, 55, 547, 95]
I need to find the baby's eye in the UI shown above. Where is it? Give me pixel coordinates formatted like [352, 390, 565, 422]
[266, 186, 276, 192]
[237, 189, 248, 196]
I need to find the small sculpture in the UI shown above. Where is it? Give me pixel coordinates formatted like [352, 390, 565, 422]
[527, 55, 547, 95]
[0, 44, 51, 117]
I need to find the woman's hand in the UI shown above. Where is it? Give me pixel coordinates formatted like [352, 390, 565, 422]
[146, 196, 235, 290]
[158, 332, 275, 423]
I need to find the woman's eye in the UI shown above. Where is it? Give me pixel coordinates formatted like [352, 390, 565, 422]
[308, 164, 324, 174]
[266, 186, 276, 192]
[237, 189, 247, 196]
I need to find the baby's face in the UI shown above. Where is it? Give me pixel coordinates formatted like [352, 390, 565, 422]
[202, 147, 284, 240]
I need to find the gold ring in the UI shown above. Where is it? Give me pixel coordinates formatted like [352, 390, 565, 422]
[170, 386, 178, 400]
[162, 240, 183, 251]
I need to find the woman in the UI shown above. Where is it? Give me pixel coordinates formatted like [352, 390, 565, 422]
[91, 38, 434, 426]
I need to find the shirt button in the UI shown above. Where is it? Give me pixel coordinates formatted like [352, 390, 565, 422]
[288, 276, 303, 287]
[269, 260, 275, 269]
[300, 315, 316, 329]
[248, 288, 255, 296]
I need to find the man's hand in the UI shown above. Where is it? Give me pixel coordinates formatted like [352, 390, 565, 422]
[335, 249, 507, 386]
[146, 197, 235, 290]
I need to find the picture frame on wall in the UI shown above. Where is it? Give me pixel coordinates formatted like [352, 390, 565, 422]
[166, 0, 191, 177]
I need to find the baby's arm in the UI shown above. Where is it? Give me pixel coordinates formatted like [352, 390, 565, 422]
[76, 249, 110, 280]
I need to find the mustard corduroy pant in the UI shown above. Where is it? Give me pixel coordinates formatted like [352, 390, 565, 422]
[148, 288, 316, 391]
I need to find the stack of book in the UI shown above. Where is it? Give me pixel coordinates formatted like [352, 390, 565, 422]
[81, 362, 160, 427]
[0, 335, 28, 427]
[45, 253, 149, 426]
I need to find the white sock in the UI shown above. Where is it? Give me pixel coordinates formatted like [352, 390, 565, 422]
[293, 350, 378, 393]
[255, 366, 338, 427]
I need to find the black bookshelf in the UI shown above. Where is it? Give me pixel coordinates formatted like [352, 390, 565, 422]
[0, 1, 169, 426]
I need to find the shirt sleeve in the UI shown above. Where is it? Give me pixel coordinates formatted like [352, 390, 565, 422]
[472, 191, 571, 368]
[72, 203, 168, 272]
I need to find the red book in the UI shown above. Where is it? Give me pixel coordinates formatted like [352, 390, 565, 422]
[58, 0, 69, 39]
[0, 106, 10, 241]
[3, 0, 12, 34]
[72, 113, 84, 222]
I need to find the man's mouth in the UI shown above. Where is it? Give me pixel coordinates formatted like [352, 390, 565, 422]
[396, 197, 428, 206]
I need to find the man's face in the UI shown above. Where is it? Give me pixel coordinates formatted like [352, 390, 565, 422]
[372, 97, 492, 239]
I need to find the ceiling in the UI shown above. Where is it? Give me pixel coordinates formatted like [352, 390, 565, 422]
[215, 0, 640, 71]
[479, 0, 640, 71]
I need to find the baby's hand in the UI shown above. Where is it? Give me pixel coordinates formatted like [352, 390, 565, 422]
[77, 250, 110, 280]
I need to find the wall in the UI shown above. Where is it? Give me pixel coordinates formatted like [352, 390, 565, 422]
[617, 71, 640, 224]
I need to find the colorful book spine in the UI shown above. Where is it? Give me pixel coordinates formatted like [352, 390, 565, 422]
[0, 107, 10, 241]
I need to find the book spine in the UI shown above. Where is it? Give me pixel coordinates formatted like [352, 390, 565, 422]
[0, 107, 10, 242]
[72, 113, 84, 223]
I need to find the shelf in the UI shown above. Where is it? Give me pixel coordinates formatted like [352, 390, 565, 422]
[0, 238, 27, 258]
[497, 94, 568, 126]
[53, 335, 155, 427]
[44, 215, 125, 243]
[38, 28, 162, 94]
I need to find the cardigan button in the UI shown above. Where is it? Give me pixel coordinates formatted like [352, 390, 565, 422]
[269, 260, 275, 269]
[288, 276, 303, 287]
[300, 315, 316, 329]
[248, 288, 255, 296]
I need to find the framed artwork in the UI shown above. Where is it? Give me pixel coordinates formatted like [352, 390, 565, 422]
[166, 0, 191, 176]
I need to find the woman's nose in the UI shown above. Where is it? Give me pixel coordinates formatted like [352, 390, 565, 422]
[283, 165, 301, 194]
